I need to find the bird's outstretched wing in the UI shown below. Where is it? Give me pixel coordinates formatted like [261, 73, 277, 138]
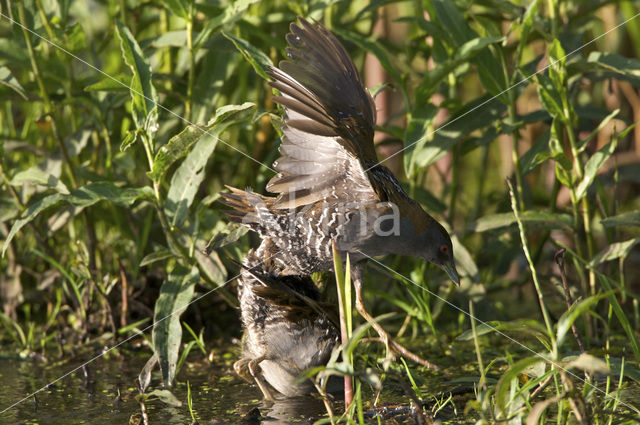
[266, 18, 381, 209]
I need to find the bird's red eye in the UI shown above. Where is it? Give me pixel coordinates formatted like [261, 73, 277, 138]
[440, 245, 449, 255]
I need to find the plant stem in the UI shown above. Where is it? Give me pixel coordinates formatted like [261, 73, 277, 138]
[469, 301, 487, 390]
[18, 0, 77, 189]
[185, 2, 195, 122]
[565, 125, 596, 296]
[507, 179, 557, 355]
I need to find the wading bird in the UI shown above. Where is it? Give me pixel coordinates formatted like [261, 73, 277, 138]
[223, 17, 458, 368]
[234, 240, 339, 400]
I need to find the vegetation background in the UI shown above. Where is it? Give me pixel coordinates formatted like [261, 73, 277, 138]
[1, 0, 640, 423]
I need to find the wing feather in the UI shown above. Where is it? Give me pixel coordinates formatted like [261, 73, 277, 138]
[266, 18, 380, 209]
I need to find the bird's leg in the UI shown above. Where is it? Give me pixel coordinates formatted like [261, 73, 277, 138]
[234, 356, 276, 401]
[352, 263, 440, 371]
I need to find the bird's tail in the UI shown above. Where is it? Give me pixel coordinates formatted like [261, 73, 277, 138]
[220, 186, 277, 232]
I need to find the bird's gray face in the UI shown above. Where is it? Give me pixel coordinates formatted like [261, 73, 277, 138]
[420, 224, 459, 285]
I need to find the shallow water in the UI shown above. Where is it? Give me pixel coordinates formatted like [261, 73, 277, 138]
[4, 339, 636, 424]
[0, 344, 336, 425]
[0, 340, 471, 424]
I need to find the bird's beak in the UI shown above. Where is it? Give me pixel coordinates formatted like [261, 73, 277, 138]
[441, 261, 460, 286]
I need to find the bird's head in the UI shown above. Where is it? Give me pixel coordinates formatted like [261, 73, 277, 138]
[406, 205, 460, 286]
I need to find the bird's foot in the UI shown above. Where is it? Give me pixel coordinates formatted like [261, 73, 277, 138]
[235, 356, 276, 401]
[248, 357, 276, 402]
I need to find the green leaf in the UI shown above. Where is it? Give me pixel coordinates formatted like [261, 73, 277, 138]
[150, 102, 254, 182]
[469, 210, 572, 232]
[194, 245, 226, 285]
[84, 74, 131, 92]
[556, 292, 610, 347]
[588, 237, 640, 268]
[520, 129, 550, 175]
[223, 32, 273, 80]
[10, 166, 69, 194]
[575, 136, 618, 200]
[576, 109, 619, 153]
[496, 355, 549, 417]
[451, 235, 478, 280]
[457, 319, 548, 342]
[69, 182, 154, 207]
[2, 183, 153, 256]
[138, 353, 158, 393]
[536, 74, 564, 120]
[152, 265, 199, 387]
[431, 0, 505, 97]
[410, 94, 506, 170]
[151, 31, 188, 48]
[601, 211, 640, 228]
[515, 0, 539, 65]
[207, 224, 249, 249]
[194, 0, 260, 48]
[456, 36, 504, 61]
[165, 135, 219, 229]
[160, 0, 189, 19]
[598, 275, 640, 362]
[146, 389, 183, 407]
[564, 353, 610, 375]
[403, 104, 438, 177]
[65, 22, 87, 52]
[120, 130, 141, 152]
[333, 28, 401, 83]
[115, 21, 158, 134]
[3, 193, 66, 257]
[140, 249, 174, 267]
[587, 52, 640, 77]
[548, 39, 567, 91]
[0, 66, 28, 100]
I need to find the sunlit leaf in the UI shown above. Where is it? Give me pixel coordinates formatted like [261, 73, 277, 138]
[601, 211, 640, 228]
[587, 52, 640, 77]
[115, 21, 158, 134]
[431, 0, 505, 97]
[140, 249, 174, 267]
[223, 32, 273, 80]
[457, 319, 548, 342]
[207, 223, 249, 250]
[146, 389, 183, 407]
[588, 237, 640, 268]
[576, 109, 619, 153]
[150, 102, 254, 181]
[10, 166, 69, 194]
[536, 74, 564, 120]
[194, 0, 260, 48]
[520, 129, 550, 175]
[403, 104, 438, 177]
[556, 292, 610, 347]
[496, 355, 549, 417]
[138, 353, 158, 393]
[575, 137, 618, 200]
[2, 183, 153, 256]
[457, 36, 504, 61]
[598, 275, 640, 362]
[564, 353, 610, 375]
[152, 265, 199, 387]
[0, 66, 28, 100]
[469, 211, 572, 232]
[160, 0, 189, 19]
